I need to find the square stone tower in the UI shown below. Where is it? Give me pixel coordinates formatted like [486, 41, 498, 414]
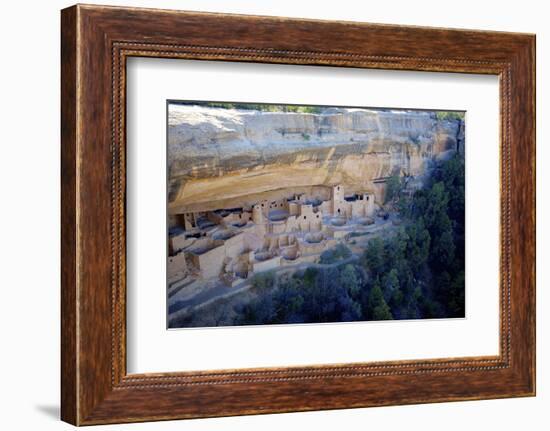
[331, 184, 344, 215]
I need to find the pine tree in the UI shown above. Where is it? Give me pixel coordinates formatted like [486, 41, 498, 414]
[340, 264, 360, 297]
[368, 281, 393, 320]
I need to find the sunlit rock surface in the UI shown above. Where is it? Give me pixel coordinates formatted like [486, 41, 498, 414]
[168, 105, 463, 214]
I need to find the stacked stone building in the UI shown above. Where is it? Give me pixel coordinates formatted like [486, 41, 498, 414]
[168, 184, 375, 287]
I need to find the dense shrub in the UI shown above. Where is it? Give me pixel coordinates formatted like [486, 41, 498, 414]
[319, 243, 352, 264]
[359, 154, 466, 319]
[435, 111, 465, 121]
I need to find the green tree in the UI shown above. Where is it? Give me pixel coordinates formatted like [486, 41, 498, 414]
[381, 269, 399, 303]
[363, 237, 385, 277]
[385, 175, 401, 204]
[340, 264, 360, 297]
[368, 281, 393, 320]
[432, 228, 455, 270]
[391, 287, 404, 309]
[436, 155, 465, 262]
[423, 182, 449, 230]
[251, 270, 276, 290]
[239, 294, 276, 325]
[303, 267, 318, 287]
[319, 243, 352, 264]
[406, 286, 423, 319]
[273, 278, 305, 323]
[404, 220, 431, 272]
[448, 270, 465, 317]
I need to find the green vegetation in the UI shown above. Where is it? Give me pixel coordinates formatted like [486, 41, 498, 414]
[385, 174, 402, 204]
[171, 102, 465, 121]
[368, 281, 393, 320]
[237, 265, 363, 325]
[251, 270, 277, 291]
[377, 153, 466, 318]
[435, 111, 465, 121]
[319, 244, 352, 264]
[171, 101, 325, 114]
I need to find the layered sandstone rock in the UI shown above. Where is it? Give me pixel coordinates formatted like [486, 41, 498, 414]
[168, 105, 463, 214]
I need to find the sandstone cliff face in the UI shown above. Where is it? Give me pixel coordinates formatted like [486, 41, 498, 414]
[168, 105, 463, 213]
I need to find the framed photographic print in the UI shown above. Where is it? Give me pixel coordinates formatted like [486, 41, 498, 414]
[61, 4, 536, 425]
[165, 100, 466, 330]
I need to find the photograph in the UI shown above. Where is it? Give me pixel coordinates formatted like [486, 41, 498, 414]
[167, 101, 466, 328]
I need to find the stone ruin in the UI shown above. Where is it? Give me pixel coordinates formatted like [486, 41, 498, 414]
[167, 184, 376, 287]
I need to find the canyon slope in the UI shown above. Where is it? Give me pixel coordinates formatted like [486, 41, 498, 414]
[168, 105, 464, 214]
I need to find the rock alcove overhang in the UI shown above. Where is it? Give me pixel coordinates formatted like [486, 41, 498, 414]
[167, 106, 463, 213]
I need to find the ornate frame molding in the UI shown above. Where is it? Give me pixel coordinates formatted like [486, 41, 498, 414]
[61, 5, 535, 425]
